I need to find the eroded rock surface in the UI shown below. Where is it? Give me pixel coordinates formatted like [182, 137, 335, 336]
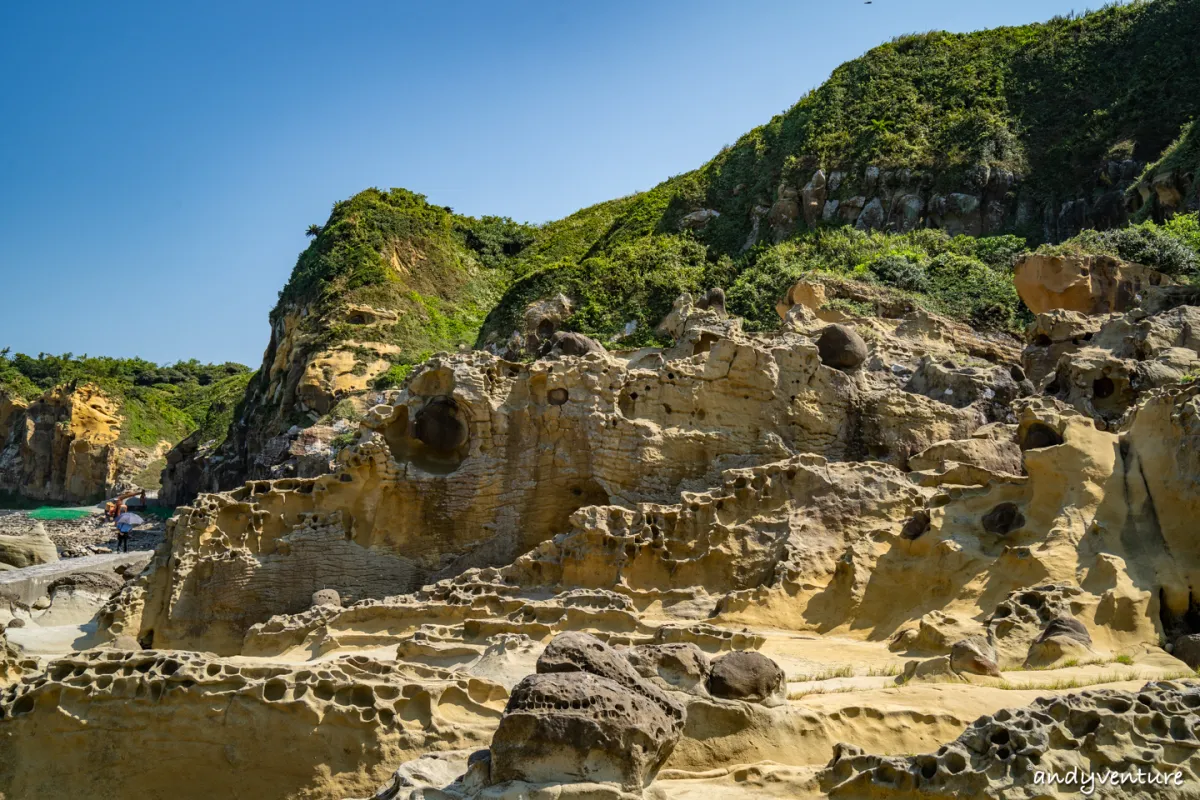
[0, 384, 161, 504]
[822, 681, 1200, 799]
[6, 286, 1200, 800]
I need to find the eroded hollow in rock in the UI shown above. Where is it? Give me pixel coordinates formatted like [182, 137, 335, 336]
[1093, 376, 1115, 399]
[1158, 587, 1200, 644]
[982, 502, 1025, 535]
[383, 397, 469, 474]
[693, 332, 721, 356]
[548, 388, 569, 406]
[1021, 421, 1063, 450]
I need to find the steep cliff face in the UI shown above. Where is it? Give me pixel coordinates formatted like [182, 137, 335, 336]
[0, 356, 252, 505]
[0, 384, 138, 504]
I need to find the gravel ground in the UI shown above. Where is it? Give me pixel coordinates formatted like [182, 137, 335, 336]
[0, 510, 164, 556]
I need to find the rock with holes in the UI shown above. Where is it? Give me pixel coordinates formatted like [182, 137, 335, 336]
[815, 325, 868, 369]
[821, 681, 1200, 799]
[706, 651, 786, 706]
[0, 649, 504, 799]
[1014, 252, 1173, 316]
[311, 589, 341, 608]
[488, 633, 685, 791]
[986, 583, 1089, 666]
[1021, 310, 1106, 384]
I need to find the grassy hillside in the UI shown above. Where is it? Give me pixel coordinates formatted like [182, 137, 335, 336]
[188, 1, 1200, 489]
[475, 1, 1200, 346]
[0, 352, 252, 448]
[569, 0, 1200, 256]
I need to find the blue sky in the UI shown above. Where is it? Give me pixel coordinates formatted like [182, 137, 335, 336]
[0, 0, 1096, 367]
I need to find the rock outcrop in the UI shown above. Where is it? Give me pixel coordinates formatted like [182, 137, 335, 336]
[0, 384, 155, 504]
[488, 633, 686, 792]
[1014, 252, 1173, 315]
[0, 524, 57, 570]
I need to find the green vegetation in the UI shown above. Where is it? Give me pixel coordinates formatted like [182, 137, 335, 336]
[729, 227, 1027, 332]
[1038, 212, 1200, 276]
[277, 188, 536, 363]
[574, 0, 1200, 258]
[481, 235, 725, 348]
[219, 2, 1200, 457]
[1133, 121, 1200, 216]
[0, 351, 252, 449]
[473, 3, 1200, 348]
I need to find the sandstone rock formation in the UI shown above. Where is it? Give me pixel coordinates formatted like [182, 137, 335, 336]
[6, 282, 1200, 800]
[1014, 252, 1173, 315]
[0, 524, 57, 570]
[0, 648, 505, 799]
[488, 633, 686, 791]
[821, 681, 1200, 799]
[0, 384, 160, 504]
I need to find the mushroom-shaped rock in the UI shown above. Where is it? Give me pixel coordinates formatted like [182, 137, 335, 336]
[816, 324, 868, 369]
[539, 331, 606, 358]
[1025, 615, 1094, 668]
[488, 632, 685, 792]
[949, 635, 1001, 677]
[705, 650, 786, 705]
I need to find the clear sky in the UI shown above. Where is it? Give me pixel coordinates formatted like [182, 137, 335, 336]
[0, 0, 1096, 367]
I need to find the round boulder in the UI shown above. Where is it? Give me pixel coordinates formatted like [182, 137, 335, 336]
[311, 589, 341, 608]
[706, 650, 786, 705]
[816, 324, 868, 370]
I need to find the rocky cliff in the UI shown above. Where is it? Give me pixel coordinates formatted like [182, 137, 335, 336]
[0, 383, 145, 504]
[0, 356, 251, 505]
[160, 2, 1200, 509]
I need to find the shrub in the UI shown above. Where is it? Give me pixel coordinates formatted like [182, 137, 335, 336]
[867, 254, 930, 292]
[1046, 217, 1199, 276]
